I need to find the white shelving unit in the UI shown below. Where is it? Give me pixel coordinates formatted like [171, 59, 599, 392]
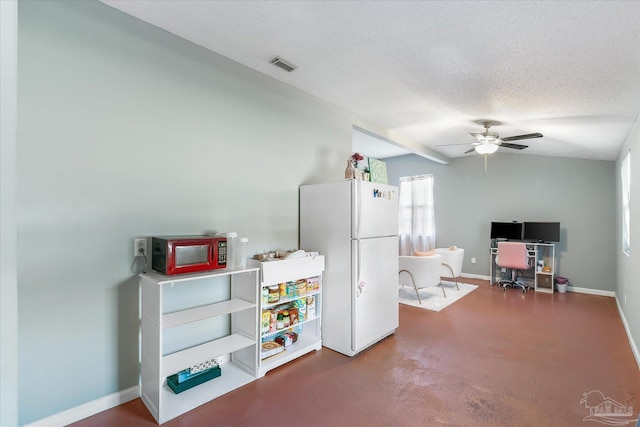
[533, 243, 555, 293]
[253, 255, 324, 378]
[140, 267, 260, 424]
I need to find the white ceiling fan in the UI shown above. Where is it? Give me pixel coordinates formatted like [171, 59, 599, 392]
[437, 121, 544, 172]
[464, 121, 543, 154]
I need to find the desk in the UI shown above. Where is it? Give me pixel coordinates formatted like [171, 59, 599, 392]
[490, 242, 555, 293]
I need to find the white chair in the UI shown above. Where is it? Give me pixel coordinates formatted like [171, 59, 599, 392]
[435, 247, 464, 291]
[399, 254, 444, 304]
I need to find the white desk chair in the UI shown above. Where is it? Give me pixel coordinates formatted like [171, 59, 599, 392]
[435, 247, 464, 291]
[399, 254, 445, 303]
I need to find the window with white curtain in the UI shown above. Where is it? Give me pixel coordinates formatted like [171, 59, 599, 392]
[398, 175, 435, 255]
[621, 150, 631, 255]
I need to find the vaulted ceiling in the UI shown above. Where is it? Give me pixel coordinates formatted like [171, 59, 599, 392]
[102, 1, 640, 162]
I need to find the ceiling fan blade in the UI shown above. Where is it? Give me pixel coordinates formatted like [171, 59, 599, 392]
[435, 142, 473, 147]
[464, 147, 477, 154]
[500, 142, 528, 150]
[501, 133, 543, 142]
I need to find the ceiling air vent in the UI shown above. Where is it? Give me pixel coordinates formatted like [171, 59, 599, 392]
[270, 56, 297, 72]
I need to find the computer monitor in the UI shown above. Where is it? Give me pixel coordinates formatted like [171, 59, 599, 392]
[523, 222, 560, 242]
[490, 222, 523, 240]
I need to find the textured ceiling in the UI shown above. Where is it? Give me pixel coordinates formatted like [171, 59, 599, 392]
[102, 0, 640, 161]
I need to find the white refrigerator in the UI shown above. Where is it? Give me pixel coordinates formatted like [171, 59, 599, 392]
[300, 180, 399, 356]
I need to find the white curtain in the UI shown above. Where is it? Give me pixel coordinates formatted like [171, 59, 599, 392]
[398, 175, 435, 256]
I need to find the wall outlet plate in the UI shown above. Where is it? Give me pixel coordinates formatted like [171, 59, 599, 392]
[134, 238, 147, 257]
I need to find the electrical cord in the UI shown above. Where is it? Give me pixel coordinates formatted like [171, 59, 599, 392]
[131, 252, 147, 274]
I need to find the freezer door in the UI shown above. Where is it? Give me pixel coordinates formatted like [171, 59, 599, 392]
[352, 236, 399, 353]
[353, 180, 399, 239]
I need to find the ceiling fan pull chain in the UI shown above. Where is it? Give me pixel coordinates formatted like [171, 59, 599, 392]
[484, 154, 488, 174]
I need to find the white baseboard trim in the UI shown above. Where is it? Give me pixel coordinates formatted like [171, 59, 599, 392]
[615, 295, 640, 372]
[567, 285, 616, 297]
[461, 273, 617, 297]
[461, 273, 490, 280]
[24, 385, 139, 427]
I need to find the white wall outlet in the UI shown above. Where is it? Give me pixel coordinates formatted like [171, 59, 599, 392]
[471, 257, 476, 264]
[134, 238, 147, 257]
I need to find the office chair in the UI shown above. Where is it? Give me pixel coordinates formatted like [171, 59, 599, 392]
[496, 242, 531, 293]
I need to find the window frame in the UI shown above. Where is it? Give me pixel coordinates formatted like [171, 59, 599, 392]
[621, 150, 631, 256]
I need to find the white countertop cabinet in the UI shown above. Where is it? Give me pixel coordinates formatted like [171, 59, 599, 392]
[253, 255, 324, 378]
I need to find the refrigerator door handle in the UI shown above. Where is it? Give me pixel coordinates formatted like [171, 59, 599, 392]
[354, 238, 364, 298]
[354, 179, 362, 238]
[352, 238, 361, 351]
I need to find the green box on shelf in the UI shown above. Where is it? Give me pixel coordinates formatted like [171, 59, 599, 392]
[167, 366, 221, 394]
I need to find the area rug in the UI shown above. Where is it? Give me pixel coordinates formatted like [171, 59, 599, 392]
[399, 281, 478, 312]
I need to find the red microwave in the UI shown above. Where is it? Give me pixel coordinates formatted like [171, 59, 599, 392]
[151, 236, 227, 275]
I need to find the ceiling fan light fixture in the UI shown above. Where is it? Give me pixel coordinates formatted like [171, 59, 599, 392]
[443, 121, 540, 156]
[475, 143, 499, 154]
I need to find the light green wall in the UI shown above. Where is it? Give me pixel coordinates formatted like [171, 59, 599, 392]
[386, 152, 616, 291]
[17, 1, 352, 423]
[616, 114, 640, 367]
[15, 1, 638, 424]
[1, 1, 18, 426]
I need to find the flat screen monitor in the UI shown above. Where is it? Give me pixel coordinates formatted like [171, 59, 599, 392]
[523, 222, 560, 242]
[490, 222, 523, 240]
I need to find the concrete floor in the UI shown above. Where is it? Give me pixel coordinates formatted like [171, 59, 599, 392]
[70, 279, 640, 427]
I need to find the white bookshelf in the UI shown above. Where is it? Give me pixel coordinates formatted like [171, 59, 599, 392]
[140, 267, 259, 424]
